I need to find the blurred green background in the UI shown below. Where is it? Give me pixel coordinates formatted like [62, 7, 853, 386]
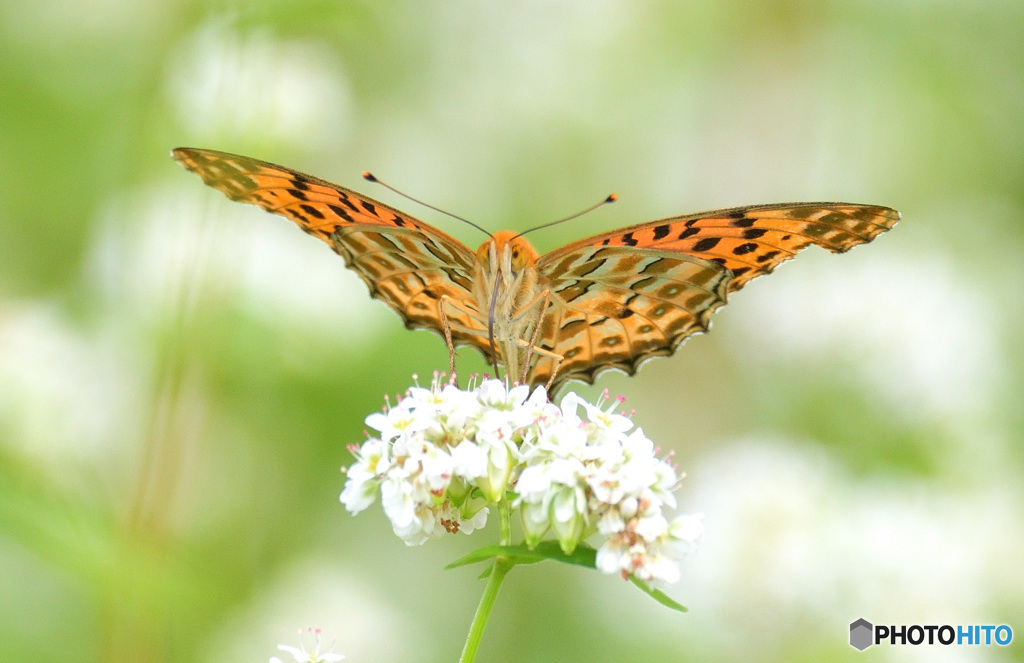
[1, 1, 1022, 661]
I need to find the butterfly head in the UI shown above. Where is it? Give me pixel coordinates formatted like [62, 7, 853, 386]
[476, 230, 539, 278]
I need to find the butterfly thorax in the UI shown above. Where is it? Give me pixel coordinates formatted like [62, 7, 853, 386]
[472, 231, 547, 382]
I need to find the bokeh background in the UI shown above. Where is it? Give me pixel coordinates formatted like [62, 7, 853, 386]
[2, 1, 1022, 661]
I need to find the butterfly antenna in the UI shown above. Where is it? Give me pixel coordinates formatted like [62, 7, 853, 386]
[363, 172, 494, 239]
[514, 193, 617, 240]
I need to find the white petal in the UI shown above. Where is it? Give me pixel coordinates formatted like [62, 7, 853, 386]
[595, 540, 625, 575]
[364, 411, 391, 436]
[451, 441, 487, 478]
[635, 514, 668, 542]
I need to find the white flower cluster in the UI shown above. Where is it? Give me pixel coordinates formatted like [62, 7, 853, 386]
[340, 377, 703, 584]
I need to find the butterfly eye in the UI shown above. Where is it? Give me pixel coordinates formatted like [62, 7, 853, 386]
[510, 243, 530, 271]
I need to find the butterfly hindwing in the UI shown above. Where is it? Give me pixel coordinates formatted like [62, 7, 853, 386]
[330, 225, 491, 357]
[534, 247, 731, 389]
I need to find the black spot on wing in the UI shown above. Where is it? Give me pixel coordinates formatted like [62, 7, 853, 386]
[300, 204, 325, 220]
[692, 237, 721, 252]
[328, 204, 355, 223]
[335, 192, 361, 213]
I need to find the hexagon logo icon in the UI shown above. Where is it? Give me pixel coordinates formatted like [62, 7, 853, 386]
[850, 618, 874, 651]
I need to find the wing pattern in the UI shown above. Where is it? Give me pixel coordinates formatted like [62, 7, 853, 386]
[535, 203, 899, 388]
[172, 148, 490, 356]
[551, 203, 900, 290]
[534, 247, 731, 389]
[175, 148, 899, 390]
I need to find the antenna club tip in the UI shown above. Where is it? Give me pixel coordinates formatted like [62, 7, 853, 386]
[362, 171, 377, 182]
[606, 193, 618, 203]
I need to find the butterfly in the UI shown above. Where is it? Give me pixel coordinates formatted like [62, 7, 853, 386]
[172, 147, 898, 392]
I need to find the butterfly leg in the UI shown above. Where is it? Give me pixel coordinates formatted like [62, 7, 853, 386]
[511, 289, 553, 384]
[438, 298, 459, 380]
[438, 296, 492, 382]
[508, 337, 564, 391]
[503, 288, 565, 388]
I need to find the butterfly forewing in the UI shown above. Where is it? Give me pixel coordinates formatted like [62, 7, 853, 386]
[533, 247, 732, 389]
[550, 203, 900, 291]
[172, 147, 490, 357]
[172, 147, 455, 240]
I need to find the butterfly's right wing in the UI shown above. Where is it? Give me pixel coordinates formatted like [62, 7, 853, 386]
[532, 202, 897, 390]
[172, 148, 493, 358]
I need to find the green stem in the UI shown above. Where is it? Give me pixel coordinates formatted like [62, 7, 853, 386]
[459, 502, 515, 663]
[458, 555, 512, 663]
[498, 498, 512, 546]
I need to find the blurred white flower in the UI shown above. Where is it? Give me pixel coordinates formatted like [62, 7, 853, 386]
[341, 376, 701, 584]
[270, 627, 343, 663]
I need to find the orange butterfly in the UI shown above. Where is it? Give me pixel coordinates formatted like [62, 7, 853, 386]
[173, 148, 898, 391]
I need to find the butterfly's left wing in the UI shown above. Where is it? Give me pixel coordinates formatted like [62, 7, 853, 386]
[532, 246, 731, 389]
[172, 148, 494, 359]
[534, 202, 898, 389]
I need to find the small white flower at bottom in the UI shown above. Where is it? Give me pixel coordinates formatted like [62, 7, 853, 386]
[270, 627, 343, 663]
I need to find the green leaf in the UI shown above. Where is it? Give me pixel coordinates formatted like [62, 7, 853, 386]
[628, 576, 688, 613]
[533, 540, 597, 569]
[446, 542, 687, 612]
[445, 541, 597, 571]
